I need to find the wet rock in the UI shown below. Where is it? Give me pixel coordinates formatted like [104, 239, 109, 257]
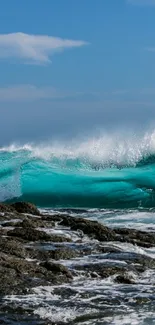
[45, 247, 77, 260]
[1, 203, 155, 309]
[7, 225, 71, 243]
[15, 218, 46, 229]
[0, 253, 41, 274]
[11, 202, 40, 216]
[0, 237, 27, 258]
[60, 216, 116, 241]
[75, 263, 133, 279]
[42, 214, 64, 223]
[0, 203, 15, 213]
[114, 228, 155, 248]
[1, 220, 20, 227]
[25, 247, 49, 261]
[0, 253, 32, 295]
[3, 217, 54, 229]
[26, 245, 76, 262]
[41, 261, 73, 279]
[0, 228, 9, 236]
[0, 252, 72, 295]
[115, 273, 135, 284]
[59, 214, 155, 248]
[99, 245, 123, 254]
[43, 322, 64, 325]
[102, 251, 155, 269]
[100, 265, 132, 278]
[49, 235, 71, 243]
[7, 227, 52, 242]
[135, 297, 151, 304]
[0, 320, 7, 324]
[0, 212, 26, 222]
[0, 265, 22, 295]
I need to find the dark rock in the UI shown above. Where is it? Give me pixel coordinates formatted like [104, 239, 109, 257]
[15, 218, 46, 229]
[0, 264, 22, 295]
[26, 246, 76, 262]
[0, 228, 9, 236]
[1, 220, 19, 227]
[135, 297, 151, 304]
[59, 214, 155, 248]
[101, 251, 155, 269]
[48, 235, 72, 243]
[3, 217, 54, 229]
[99, 245, 123, 254]
[0, 320, 7, 324]
[115, 273, 135, 284]
[25, 247, 49, 261]
[0, 203, 15, 213]
[0, 252, 72, 295]
[42, 214, 63, 223]
[2, 203, 155, 305]
[7, 226, 71, 243]
[60, 216, 116, 241]
[45, 247, 77, 260]
[7, 227, 51, 242]
[41, 261, 73, 279]
[74, 262, 132, 279]
[11, 202, 40, 215]
[0, 212, 25, 222]
[0, 253, 41, 274]
[114, 228, 155, 247]
[0, 237, 27, 258]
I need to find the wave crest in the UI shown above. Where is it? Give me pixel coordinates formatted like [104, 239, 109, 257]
[1, 131, 155, 208]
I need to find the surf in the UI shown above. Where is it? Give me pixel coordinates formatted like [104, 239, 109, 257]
[1, 131, 155, 208]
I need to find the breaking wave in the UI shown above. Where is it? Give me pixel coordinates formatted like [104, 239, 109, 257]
[1, 131, 155, 208]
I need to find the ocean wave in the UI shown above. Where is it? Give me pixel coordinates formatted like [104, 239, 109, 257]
[1, 131, 155, 208]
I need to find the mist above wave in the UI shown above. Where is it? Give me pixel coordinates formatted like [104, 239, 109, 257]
[1, 130, 155, 168]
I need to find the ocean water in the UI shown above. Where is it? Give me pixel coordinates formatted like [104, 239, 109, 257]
[1, 131, 155, 208]
[1, 131, 155, 324]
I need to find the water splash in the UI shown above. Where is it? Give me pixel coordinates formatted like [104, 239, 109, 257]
[1, 131, 155, 208]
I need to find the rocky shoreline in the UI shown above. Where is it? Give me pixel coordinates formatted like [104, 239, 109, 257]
[1, 202, 155, 324]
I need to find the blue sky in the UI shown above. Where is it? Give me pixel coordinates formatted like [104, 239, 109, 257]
[0, 0, 155, 144]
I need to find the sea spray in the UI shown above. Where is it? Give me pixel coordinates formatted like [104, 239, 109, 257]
[1, 130, 155, 208]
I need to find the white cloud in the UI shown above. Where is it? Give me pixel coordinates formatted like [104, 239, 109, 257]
[127, 0, 155, 5]
[0, 32, 87, 65]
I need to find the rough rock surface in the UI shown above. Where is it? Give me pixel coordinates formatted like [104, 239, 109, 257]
[11, 201, 41, 215]
[1, 201, 155, 324]
[7, 227, 52, 242]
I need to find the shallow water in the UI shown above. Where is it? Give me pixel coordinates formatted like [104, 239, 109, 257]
[1, 208, 155, 325]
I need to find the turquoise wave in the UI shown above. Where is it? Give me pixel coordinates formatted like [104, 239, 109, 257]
[1, 135, 155, 208]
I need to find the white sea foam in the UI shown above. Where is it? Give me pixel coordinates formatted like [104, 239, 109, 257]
[101, 210, 155, 231]
[34, 305, 98, 323]
[4, 274, 155, 324]
[91, 312, 155, 325]
[1, 129, 155, 166]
